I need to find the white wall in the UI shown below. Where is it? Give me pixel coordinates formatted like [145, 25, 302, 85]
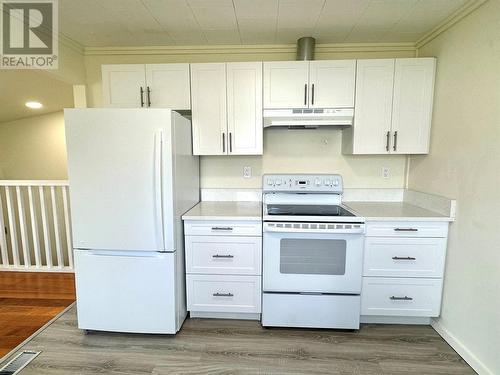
[409, 1, 500, 373]
[0, 111, 68, 180]
[84, 46, 415, 189]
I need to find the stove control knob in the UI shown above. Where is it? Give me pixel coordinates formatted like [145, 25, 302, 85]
[324, 179, 331, 186]
[315, 178, 321, 186]
[267, 179, 274, 186]
[333, 179, 339, 187]
[275, 179, 282, 186]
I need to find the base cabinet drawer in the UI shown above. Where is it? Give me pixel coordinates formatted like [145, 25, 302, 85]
[366, 221, 448, 238]
[185, 236, 261, 275]
[364, 237, 446, 278]
[184, 220, 262, 236]
[361, 277, 443, 317]
[187, 275, 261, 313]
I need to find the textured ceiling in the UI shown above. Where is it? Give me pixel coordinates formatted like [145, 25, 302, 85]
[59, 0, 469, 46]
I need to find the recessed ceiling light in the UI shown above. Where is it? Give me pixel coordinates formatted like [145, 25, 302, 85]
[25, 101, 43, 109]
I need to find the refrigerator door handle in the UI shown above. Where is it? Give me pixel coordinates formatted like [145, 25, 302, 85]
[154, 130, 165, 250]
[84, 250, 164, 258]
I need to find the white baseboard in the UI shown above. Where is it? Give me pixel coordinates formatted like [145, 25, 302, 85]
[431, 319, 493, 375]
[189, 311, 261, 321]
[361, 315, 431, 325]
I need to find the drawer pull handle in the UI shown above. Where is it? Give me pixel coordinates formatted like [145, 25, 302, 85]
[392, 256, 416, 261]
[212, 254, 234, 259]
[394, 228, 418, 232]
[211, 227, 233, 231]
[390, 295, 413, 301]
[213, 292, 234, 297]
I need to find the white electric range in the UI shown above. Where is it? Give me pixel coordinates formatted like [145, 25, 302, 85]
[261, 174, 365, 329]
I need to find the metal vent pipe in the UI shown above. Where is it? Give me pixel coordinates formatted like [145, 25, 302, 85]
[296, 37, 316, 60]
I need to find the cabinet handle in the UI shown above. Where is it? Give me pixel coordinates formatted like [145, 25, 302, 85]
[304, 84, 307, 105]
[390, 296, 413, 301]
[311, 83, 315, 105]
[386, 131, 390, 152]
[211, 226, 233, 231]
[393, 130, 398, 151]
[229, 132, 233, 153]
[222, 133, 226, 153]
[394, 228, 418, 232]
[213, 292, 234, 297]
[392, 256, 416, 261]
[212, 254, 234, 259]
[140, 87, 144, 107]
[146, 86, 151, 107]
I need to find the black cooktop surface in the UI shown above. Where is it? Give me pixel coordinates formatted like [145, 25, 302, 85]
[266, 204, 355, 217]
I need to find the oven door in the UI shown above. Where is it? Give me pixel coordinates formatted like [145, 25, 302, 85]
[263, 225, 363, 294]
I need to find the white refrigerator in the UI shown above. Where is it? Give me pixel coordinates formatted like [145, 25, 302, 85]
[65, 108, 199, 334]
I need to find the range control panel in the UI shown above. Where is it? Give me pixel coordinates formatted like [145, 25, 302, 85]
[263, 174, 343, 193]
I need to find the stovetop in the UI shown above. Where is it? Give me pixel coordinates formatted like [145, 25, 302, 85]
[266, 204, 355, 217]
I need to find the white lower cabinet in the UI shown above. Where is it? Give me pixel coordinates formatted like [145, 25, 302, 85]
[187, 274, 261, 314]
[184, 219, 262, 320]
[361, 277, 443, 317]
[361, 220, 449, 324]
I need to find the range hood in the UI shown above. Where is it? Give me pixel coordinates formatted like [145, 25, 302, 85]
[263, 108, 354, 129]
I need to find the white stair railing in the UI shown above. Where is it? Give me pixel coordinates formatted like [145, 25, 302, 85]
[0, 181, 73, 272]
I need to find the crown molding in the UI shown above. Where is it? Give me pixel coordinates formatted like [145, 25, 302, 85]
[83, 42, 416, 57]
[415, 0, 488, 49]
[59, 33, 85, 55]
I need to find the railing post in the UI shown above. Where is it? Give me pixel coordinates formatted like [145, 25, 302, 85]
[5, 186, 20, 267]
[39, 186, 52, 269]
[28, 186, 42, 268]
[62, 186, 73, 269]
[50, 186, 63, 268]
[0, 189, 9, 267]
[16, 186, 31, 268]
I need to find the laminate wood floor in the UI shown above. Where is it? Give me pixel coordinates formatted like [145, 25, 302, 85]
[0, 272, 75, 358]
[6, 306, 475, 375]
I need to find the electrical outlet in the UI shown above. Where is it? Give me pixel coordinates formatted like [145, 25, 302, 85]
[243, 166, 252, 178]
[382, 167, 390, 179]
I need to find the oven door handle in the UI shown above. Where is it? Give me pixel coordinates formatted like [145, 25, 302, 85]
[263, 223, 365, 234]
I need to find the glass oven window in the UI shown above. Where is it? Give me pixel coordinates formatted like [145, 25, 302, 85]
[279, 238, 346, 275]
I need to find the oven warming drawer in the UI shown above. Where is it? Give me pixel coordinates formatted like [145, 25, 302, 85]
[262, 293, 360, 329]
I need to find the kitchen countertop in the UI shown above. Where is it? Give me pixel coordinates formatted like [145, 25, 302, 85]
[344, 201, 453, 222]
[182, 201, 262, 221]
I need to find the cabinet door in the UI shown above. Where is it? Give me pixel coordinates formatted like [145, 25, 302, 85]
[145, 64, 191, 110]
[263, 61, 309, 109]
[190, 63, 227, 155]
[391, 58, 436, 154]
[309, 60, 356, 108]
[227, 62, 263, 155]
[351, 59, 395, 154]
[101, 64, 146, 108]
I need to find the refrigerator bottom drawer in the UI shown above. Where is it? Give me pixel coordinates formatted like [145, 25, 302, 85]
[75, 249, 178, 334]
[262, 293, 360, 329]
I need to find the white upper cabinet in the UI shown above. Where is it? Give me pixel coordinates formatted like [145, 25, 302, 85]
[263, 61, 309, 109]
[391, 58, 436, 154]
[190, 63, 227, 156]
[102, 64, 146, 108]
[226, 62, 263, 155]
[101, 63, 191, 109]
[347, 59, 395, 154]
[263, 60, 356, 109]
[309, 60, 356, 108]
[191, 62, 263, 156]
[343, 58, 436, 155]
[145, 64, 191, 110]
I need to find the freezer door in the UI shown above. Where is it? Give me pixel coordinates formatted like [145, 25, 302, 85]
[74, 249, 180, 334]
[65, 109, 175, 251]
